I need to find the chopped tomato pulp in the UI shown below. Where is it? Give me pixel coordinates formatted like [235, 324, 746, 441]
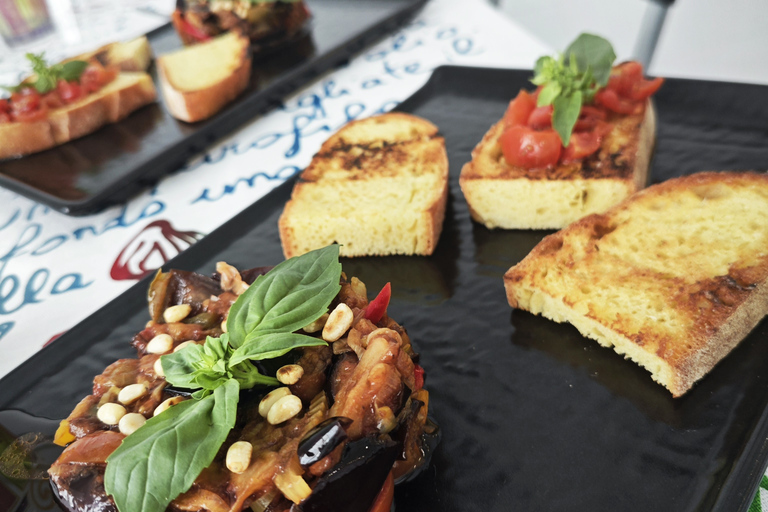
[499, 60, 663, 169]
[0, 61, 116, 124]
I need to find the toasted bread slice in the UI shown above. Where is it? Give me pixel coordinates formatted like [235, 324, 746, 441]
[279, 113, 448, 258]
[504, 171, 768, 396]
[73, 37, 153, 72]
[0, 72, 156, 160]
[460, 101, 655, 229]
[157, 31, 251, 123]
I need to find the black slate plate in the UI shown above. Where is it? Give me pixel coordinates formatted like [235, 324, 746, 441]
[2, 65, 768, 512]
[0, 0, 426, 216]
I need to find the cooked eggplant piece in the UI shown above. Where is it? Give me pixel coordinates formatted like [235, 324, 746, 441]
[297, 417, 352, 467]
[295, 436, 399, 512]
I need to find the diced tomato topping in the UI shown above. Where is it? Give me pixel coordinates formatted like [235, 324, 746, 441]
[561, 122, 610, 164]
[601, 60, 663, 110]
[178, 14, 212, 42]
[573, 105, 607, 131]
[500, 125, 561, 168]
[57, 79, 84, 104]
[595, 88, 643, 115]
[80, 63, 116, 93]
[414, 364, 425, 390]
[503, 89, 536, 129]
[628, 76, 664, 101]
[499, 60, 661, 168]
[10, 88, 47, 122]
[0, 99, 9, 123]
[41, 91, 63, 110]
[527, 105, 553, 130]
[365, 282, 391, 324]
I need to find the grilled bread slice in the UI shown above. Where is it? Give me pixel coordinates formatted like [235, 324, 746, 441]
[460, 101, 655, 229]
[73, 37, 153, 72]
[504, 171, 768, 397]
[0, 72, 156, 160]
[279, 113, 449, 258]
[157, 31, 251, 123]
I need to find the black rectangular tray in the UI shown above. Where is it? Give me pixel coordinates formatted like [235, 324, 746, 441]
[0, 0, 426, 216]
[2, 65, 768, 512]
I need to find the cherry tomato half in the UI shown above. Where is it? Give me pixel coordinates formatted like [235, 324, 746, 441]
[503, 89, 536, 129]
[595, 88, 643, 115]
[80, 63, 117, 93]
[500, 125, 561, 168]
[573, 105, 607, 131]
[527, 105, 553, 130]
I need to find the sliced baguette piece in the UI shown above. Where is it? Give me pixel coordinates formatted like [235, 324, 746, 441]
[460, 100, 655, 230]
[279, 113, 449, 258]
[72, 36, 153, 72]
[0, 72, 156, 160]
[157, 31, 251, 123]
[504, 171, 768, 396]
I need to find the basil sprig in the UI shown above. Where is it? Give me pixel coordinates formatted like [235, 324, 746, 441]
[531, 33, 616, 146]
[2, 53, 88, 94]
[105, 245, 342, 512]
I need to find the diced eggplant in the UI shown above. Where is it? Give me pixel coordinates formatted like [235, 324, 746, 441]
[294, 436, 399, 512]
[297, 417, 352, 467]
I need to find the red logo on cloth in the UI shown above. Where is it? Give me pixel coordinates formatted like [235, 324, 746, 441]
[110, 220, 201, 281]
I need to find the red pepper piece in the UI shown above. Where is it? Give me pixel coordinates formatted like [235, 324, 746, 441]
[364, 282, 391, 324]
[414, 364, 425, 390]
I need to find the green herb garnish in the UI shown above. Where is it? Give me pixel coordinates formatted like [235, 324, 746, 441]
[1, 53, 88, 95]
[104, 245, 342, 512]
[531, 33, 616, 146]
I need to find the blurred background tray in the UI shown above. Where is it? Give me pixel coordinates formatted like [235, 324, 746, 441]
[0, 0, 426, 215]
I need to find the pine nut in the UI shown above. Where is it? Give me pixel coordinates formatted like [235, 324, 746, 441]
[322, 304, 354, 342]
[303, 313, 329, 333]
[258, 387, 291, 418]
[267, 395, 303, 425]
[118, 413, 146, 435]
[146, 334, 173, 354]
[221, 318, 228, 333]
[153, 358, 165, 377]
[225, 441, 253, 474]
[173, 340, 197, 352]
[118, 383, 148, 405]
[97, 403, 126, 425]
[163, 304, 191, 323]
[276, 365, 304, 385]
[154, 396, 183, 417]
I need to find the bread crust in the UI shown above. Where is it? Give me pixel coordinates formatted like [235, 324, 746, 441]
[504, 171, 768, 396]
[157, 34, 251, 123]
[278, 113, 448, 258]
[0, 73, 156, 160]
[460, 99, 655, 229]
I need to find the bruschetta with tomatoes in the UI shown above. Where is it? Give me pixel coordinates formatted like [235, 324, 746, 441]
[460, 34, 663, 230]
[0, 53, 156, 160]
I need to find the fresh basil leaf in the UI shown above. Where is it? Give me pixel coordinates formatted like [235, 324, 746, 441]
[564, 33, 616, 86]
[230, 332, 326, 366]
[230, 359, 280, 389]
[61, 60, 88, 82]
[537, 81, 561, 107]
[105, 379, 239, 512]
[552, 91, 583, 146]
[227, 245, 341, 347]
[161, 344, 205, 389]
[33, 74, 56, 94]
